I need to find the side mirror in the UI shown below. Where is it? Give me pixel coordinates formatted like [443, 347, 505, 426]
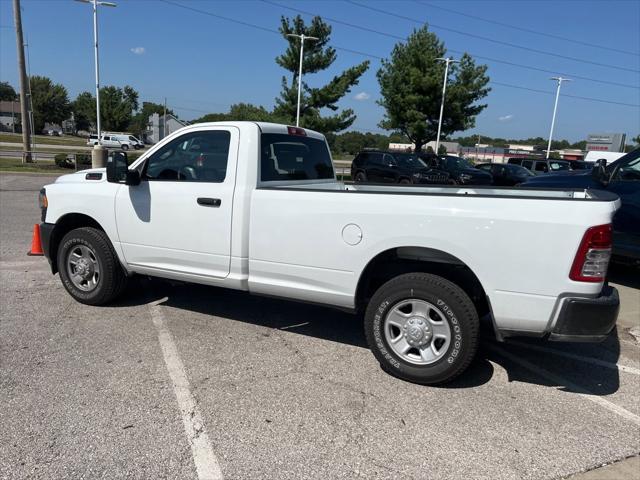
[591, 158, 608, 185]
[106, 151, 141, 186]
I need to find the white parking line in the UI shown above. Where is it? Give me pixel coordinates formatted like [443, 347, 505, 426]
[507, 340, 640, 376]
[487, 344, 640, 427]
[148, 299, 223, 480]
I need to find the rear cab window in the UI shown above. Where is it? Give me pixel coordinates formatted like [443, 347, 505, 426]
[260, 132, 335, 183]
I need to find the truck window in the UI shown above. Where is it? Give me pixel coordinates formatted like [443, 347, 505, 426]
[144, 130, 230, 182]
[260, 133, 334, 182]
[522, 160, 533, 170]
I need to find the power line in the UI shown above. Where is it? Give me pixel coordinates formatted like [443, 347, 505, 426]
[263, 0, 638, 90]
[415, 0, 640, 57]
[157, 0, 639, 109]
[158, 0, 382, 61]
[346, 0, 640, 74]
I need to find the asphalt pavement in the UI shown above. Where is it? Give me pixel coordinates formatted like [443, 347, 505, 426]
[1, 173, 638, 480]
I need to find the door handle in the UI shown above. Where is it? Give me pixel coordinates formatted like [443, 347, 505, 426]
[197, 197, 221, 207]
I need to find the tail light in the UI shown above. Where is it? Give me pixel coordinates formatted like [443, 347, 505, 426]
[287, 126, 307, 136]
[569, 224, 612, 282]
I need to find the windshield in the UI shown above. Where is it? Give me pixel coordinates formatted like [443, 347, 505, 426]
[508, 164, 534, 176]
[607, 147, 640, 172]
[260, 133, 334, 182]
[394, 153, 428, 168]
[442, 156, 473, 170]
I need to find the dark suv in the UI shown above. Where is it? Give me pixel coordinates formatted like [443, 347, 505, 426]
[508, 157, 571, 174]
[351, 150, 450, 184]
[420, 154, 493, 185]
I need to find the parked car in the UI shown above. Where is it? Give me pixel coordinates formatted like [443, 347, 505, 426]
[105, 133, 145, 150]
[351, 150, 450, 184]
[38, 122, 621, 385]
[475, 162, 535, 186]
[86, 134, 125, 149]
[508, 157, 571, 175]
[521, 148, 640, 265]
[420, 154, 493, 185]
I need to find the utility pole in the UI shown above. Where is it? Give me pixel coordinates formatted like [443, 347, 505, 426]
[435, 57, 458, 155]
[286, 33, 318, 127]
[24, 37, 36, 161]
[75, 0, 117, 167]
[546, 76, 571, 159]
[13, 0, 32, 163]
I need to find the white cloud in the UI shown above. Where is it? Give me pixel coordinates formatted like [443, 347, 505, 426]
[354, 92, 371, 101]
[130, 47, 145, 55]
[498, 114, 514, 122]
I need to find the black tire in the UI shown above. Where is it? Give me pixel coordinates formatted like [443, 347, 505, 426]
[354, 171, 367, 183]
[121, 144, 129, 151]
[399, 178, 412, 185]
[57, 227, 127, 306]
[364, 273, 479, 385]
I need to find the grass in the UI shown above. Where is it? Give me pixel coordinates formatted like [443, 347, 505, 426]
[0, 157, 69, 173]
[0, 132, 88, 146]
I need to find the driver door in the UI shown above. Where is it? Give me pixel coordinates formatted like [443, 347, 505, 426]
[114, 126, 239, 278]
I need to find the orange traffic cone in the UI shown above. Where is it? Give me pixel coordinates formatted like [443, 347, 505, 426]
[27, 224, 44, 256]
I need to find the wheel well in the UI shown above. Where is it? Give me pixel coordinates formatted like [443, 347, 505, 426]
[49, 214, 105, 273]
[356, 247, 490, 319]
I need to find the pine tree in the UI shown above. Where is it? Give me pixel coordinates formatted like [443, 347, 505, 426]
[273, 15, 369, 134]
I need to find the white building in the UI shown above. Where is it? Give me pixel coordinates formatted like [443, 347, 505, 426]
[145, 113, 187, 144]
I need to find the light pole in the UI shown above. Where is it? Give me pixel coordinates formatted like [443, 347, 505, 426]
[546, 76, 571, 159]
[75, 0, 116, 167]
[286, 33, 318, 127]
[434, 57, 458, 155]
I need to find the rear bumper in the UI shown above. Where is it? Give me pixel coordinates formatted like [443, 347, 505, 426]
[549, 286, 619, 342]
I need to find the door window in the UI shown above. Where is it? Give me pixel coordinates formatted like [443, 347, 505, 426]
[522, 160, 533, 170]
[534, 162, 549, 173]
[144, 130, 230, 182]
[614, 156, 640, 181]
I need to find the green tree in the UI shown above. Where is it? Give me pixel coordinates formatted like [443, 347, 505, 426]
[72, 91, 96, 132]
[377, 27, 490, 152]
[129, 101, 173, 137]
[273, 15, 369, 134]
[193, 103, 285, 124]
[633, 134, 640, 146]
[29, 76, 71, 132]
[100, 85, 139, 131]
[0, 81, 17, 101]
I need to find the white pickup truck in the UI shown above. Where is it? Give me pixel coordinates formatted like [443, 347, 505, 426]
[38, 122, 621, 384]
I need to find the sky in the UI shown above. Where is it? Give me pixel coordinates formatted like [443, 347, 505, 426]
[0, 0, 639, 142]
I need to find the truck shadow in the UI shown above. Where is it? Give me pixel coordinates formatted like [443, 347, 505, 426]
[117, 277, 622, 394]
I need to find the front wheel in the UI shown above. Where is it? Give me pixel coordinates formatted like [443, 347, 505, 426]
[121, 144, 129, 151]
[364, 273, 479, 385]
[57, 227, 127, 305]
[354, 171, 367, 183]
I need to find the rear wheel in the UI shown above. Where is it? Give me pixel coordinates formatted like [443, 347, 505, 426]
[364, 273, 479, 385]
[354, 171, 367, 183]
[121, 144, 129, 151]
[57, 227, 127, 305]
[399, 178, 412, 185]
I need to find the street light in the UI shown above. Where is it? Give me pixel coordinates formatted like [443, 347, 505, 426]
[75, 0, 116, 152]
[435, 57, 458, 155]
[286, 33, 318, 127]
[546, 76, 571, 159]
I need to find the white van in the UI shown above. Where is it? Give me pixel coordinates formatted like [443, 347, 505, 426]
[106, 133, 145, 150]
[584, 151, 625, 163]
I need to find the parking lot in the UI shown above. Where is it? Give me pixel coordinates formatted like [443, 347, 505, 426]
[1, 173, 639, 480]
